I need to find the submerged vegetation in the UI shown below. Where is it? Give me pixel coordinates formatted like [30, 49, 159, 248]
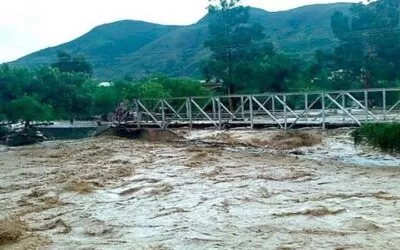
[353, 123, 400, 153]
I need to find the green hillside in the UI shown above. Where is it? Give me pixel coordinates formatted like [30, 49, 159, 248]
[12, 20, 180, 75]
[11, 3, 351, 80]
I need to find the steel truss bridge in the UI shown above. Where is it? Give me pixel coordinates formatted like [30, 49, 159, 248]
[117, 88, 400, 130]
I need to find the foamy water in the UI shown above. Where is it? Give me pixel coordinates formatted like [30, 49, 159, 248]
[300, 131, 400, 167]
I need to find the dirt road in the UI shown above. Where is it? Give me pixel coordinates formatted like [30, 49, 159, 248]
[1, 129, 400, 249]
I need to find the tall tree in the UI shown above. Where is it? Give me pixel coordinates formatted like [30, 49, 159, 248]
[203, 0, 265, 109]
[330, 0, 400, 88]
[252, 52, 303, 93]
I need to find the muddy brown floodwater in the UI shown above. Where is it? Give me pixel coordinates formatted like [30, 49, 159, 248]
[1, 129, 400, 250]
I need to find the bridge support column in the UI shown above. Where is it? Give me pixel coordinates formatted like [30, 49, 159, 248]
[383, 90, 387, 120]
[305, 93, 309, 122]
[217, 97, 222, 130]
[322, 92, 326, 130]
[342, 93, 346, 121]
[161, 99, 166, 130]
[272, 96, 276, 116]
[212, 98, 216, 120]
[186, 98, 192, 131]
[135, 99, 141, 129]
[241, 96, 245, 120]
[283, 94, 287, 131]
[249, 95, 254, 130]
[364, 89, 369, 121]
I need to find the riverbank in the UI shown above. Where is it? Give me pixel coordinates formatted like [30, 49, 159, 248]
[1, 129, 399, 249]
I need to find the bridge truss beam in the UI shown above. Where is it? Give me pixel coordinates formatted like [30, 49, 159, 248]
[119, 88, 400, 130]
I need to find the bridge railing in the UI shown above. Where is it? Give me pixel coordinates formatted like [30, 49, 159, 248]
[125, 88, 400, 130]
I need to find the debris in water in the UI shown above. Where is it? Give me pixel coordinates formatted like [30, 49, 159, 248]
[64, 180, 94, 194]
[32, 219, 72, 234]
[84, 224, 113, 236]
[250, 131, 322, 150]
[0, 216, 26, 245]
[274, 207, 346, 217]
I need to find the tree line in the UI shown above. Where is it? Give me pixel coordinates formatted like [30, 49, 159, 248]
[1, 0, 399, 126]
[0, 52, 211, 127]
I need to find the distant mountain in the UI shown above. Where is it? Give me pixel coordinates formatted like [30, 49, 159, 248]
[10, 3, 352, 80]
[11, 21, 180, 77]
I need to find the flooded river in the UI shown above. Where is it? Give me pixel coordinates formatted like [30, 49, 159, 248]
[0, 129, 400, 249]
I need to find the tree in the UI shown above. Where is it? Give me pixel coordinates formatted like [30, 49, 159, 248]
[150, 75, 211, 97]
[251, 50, 303, 93]
[330, 0, 400, 88]
[51, 51, 93, 76]
[136, 82, 170, 99]
[5, 96, 53, 127]
[303, 50, 358, 90]
[0, 64, 33, 101]
[0, 61, 97, 128]
[33, 66, 94, 121]
[203, 0, 266, 109]
[92, 85, 119, 115]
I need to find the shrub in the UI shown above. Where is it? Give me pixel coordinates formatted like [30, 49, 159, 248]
[352, 123, 400, 153]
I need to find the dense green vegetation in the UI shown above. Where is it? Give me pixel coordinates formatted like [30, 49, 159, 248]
[0, 55, 211, 127]
[353, 123, 400, 153]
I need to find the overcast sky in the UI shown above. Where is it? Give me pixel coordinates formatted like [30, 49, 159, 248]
[0, 0, 360, 63]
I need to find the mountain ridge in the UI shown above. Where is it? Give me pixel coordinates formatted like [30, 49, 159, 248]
[10, 3, 353, 79]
